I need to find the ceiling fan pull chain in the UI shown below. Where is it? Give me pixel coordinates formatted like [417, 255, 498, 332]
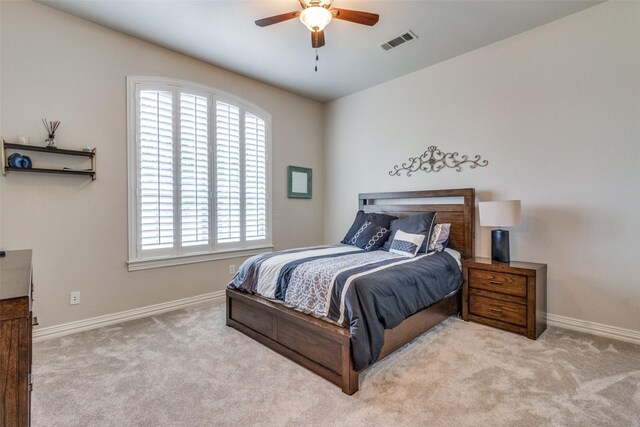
[314, 48, 319, 72]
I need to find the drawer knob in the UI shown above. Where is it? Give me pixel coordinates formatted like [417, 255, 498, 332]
[489, 308, 503, 314]
[489, 281, 501, 285]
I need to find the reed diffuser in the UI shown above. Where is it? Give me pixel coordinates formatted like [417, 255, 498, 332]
[42, 119, 61, 148]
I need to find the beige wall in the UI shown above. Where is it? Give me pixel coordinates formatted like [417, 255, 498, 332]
[2, 1, 638, 334]
[324, 2, 640, 332]
[0, 1, 324, 328]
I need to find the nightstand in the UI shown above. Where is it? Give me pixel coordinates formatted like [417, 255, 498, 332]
[462, 257, 547, 339]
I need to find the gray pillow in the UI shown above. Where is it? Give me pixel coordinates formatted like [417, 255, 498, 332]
[364, 212, 396, 230]
[382, 212, 437, 253]
[341, 210, 366, 244]
[341, 211, 397, 244]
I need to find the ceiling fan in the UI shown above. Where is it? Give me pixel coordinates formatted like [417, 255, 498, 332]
[255, 0, 379, 48]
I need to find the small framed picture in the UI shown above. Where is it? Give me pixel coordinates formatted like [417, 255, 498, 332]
[287, 166, 312, 199]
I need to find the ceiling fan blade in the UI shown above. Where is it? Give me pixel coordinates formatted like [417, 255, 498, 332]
[311, 30, 325, 48]
[255, 11, 300, 27]
[330, 8, 379, 26]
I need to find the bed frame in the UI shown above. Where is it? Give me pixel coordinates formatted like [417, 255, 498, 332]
[226, 188, 475, 394]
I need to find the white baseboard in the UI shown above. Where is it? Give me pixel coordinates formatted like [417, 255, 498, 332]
[33, 290, 225, 342]
[33, 293, 640, 347]
[547, 313, 640, 346]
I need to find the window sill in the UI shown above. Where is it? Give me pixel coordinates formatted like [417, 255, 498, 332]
[127, 246, 273, 272]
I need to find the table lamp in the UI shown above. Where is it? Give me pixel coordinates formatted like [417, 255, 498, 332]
[478, 200, 521, 263]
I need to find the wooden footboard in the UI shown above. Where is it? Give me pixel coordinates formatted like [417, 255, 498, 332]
[226, 288, 460, 395]
[379, 291, 460, 361]
[226, 289, 357, 394]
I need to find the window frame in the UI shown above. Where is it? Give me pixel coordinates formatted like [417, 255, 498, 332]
[126, 76, 273, 271]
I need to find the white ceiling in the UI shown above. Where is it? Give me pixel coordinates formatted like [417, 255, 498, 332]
[38, 0, 602, 103]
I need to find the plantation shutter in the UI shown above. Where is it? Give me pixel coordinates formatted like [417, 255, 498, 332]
[180, 93, 210, 248]
[244, 112, 267, 241]
[138, 89, 174, 251]
[215, 101, 242, 244]
[129, 78, 272, 265]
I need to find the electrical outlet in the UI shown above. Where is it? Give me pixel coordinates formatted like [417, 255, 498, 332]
[70, 292, 80, 305]
[229, 264, 236, 275]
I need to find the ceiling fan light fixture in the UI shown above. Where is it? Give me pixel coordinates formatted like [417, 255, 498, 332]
[300, 6, 332, 32]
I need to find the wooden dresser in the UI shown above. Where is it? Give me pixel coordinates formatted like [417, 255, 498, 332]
[462, 257, 547, 340]
[0, 250, 34, 427]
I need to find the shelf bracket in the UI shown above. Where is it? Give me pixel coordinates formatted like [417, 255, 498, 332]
[2, 138, 6, 176]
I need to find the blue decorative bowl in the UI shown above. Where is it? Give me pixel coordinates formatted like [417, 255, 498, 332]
[20, 155, 32, 169]
[8, 153, 22, 168]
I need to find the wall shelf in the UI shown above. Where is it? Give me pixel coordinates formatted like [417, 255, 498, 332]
[2, 139, 96, 180]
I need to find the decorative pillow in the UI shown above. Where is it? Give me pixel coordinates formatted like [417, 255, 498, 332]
[341, 210, 366, 244]
[389, 230, 425, 258]
[341, 211, 397, 244]
[382, 212, 437, 253]
[364, 212, 397, 230]
[428, 223, 451, 252]
[352, 221, 390, 251]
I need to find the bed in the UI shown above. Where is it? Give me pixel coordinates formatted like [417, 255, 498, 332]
[226, 188, 475, 394]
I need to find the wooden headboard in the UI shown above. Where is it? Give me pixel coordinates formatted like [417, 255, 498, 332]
[358, 188, 475, 259]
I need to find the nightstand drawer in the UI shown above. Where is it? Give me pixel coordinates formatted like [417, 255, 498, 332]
[468, 269, 526, 297]
[469, 294, 526, 326]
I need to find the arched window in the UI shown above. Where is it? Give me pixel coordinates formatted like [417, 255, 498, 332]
[127, 77, 271, 270]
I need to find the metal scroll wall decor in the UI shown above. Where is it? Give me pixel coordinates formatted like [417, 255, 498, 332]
[389, 145, 488, 177]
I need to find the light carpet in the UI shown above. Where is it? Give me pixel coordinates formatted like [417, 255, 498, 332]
[33, 302, 640, 426]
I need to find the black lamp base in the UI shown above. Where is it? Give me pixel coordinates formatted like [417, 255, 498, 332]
[491, 229, 510, 263]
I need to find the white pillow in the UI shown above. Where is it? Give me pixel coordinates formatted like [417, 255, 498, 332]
[389, 230, 426, 258]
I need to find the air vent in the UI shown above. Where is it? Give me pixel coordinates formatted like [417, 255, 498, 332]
[380, 30, 418, 51]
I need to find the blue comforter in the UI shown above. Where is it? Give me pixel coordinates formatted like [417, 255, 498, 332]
[228, 244, 462, 371]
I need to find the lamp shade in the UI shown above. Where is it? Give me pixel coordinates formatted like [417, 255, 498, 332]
[479, 200, 521, 228]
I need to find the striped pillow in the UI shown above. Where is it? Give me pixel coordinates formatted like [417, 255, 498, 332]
[428, 223, 451, 252]
[389, 230, 426, 258]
